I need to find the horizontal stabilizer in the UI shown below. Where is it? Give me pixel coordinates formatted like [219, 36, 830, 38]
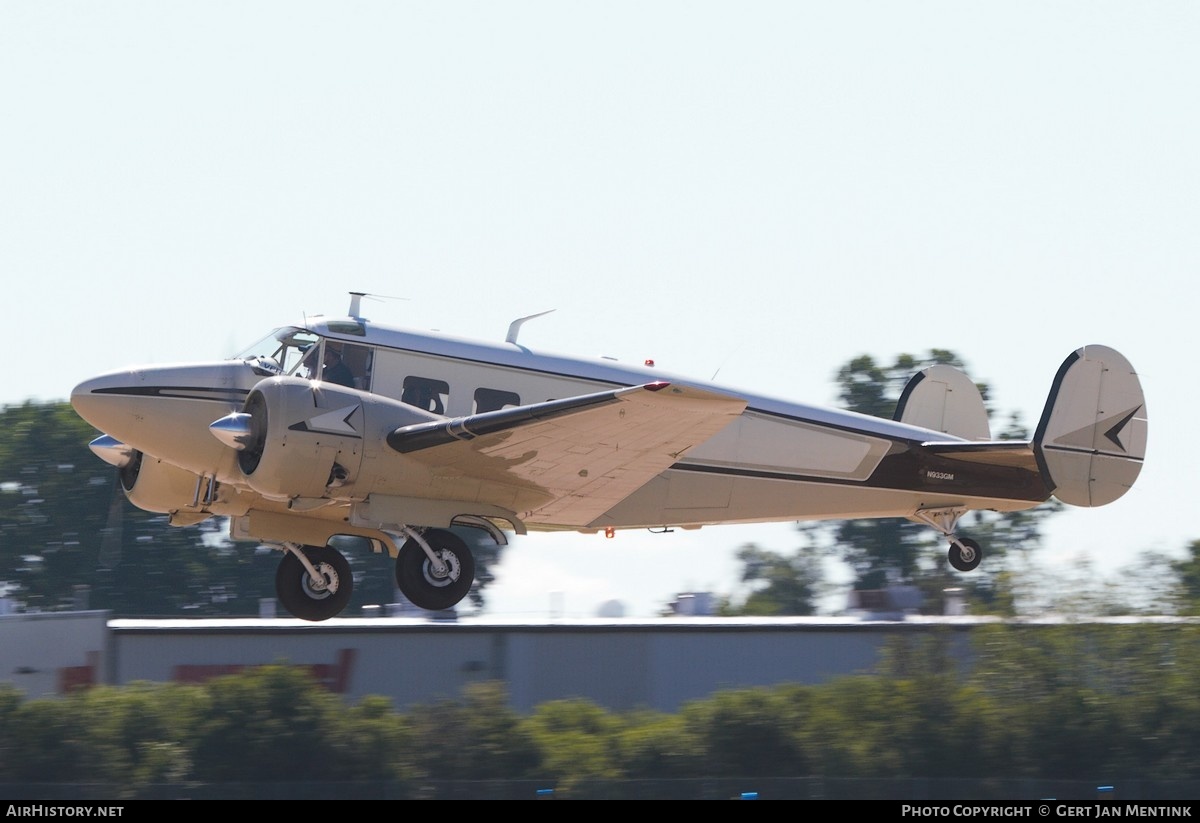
[895, 364, 990, 441]
[1034, 345, 1147, 507]
[921, 440, 1037, 469]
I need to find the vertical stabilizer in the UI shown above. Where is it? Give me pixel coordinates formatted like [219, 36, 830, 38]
[894, 364, 991, 441]
[1034, 345, 1147, 507]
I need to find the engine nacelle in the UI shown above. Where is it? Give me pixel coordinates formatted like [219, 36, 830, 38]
[120, 451, 214, 525]
[119, 448, 262, 525]
[232, 376, 439, 501]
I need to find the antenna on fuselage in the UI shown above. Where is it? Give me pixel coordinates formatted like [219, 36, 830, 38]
[506, 309, 555, 345]
[346, 291, 407, 320]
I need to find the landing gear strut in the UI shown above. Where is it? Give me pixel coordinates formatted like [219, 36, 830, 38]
[275, 543, 353, 621]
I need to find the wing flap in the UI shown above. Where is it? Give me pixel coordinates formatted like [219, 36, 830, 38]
[387, 382, 747, 526]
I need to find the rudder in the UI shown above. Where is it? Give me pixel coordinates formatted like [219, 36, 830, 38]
[1034, 345, 1147, 507]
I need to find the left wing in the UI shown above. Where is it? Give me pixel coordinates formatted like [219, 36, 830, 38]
[387, 382, 748, 525]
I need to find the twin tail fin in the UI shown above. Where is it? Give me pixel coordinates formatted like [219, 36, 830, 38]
[1033, 345, 1147, 507]
[897, 345, 1147, 508]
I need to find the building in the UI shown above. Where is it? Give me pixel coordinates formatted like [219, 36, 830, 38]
[3, 610, 983, 712]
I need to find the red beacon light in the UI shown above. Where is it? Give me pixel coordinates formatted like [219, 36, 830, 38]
[644, 359, 655, 367]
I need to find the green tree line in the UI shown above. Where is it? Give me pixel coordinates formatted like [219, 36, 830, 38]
[1, 623, 1200, 800]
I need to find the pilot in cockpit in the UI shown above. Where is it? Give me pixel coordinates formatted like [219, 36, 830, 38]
[297, 343, 320, 379]
[321, 344, 356, 388]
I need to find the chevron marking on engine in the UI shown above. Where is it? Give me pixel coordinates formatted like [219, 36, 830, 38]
[307, 406, 359, 435]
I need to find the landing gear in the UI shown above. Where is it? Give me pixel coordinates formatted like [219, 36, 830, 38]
[948, 536, 982, 572]
[909, 506, 984, 574]
[275, 544, 353, 621]
[395, 528, 475, 611]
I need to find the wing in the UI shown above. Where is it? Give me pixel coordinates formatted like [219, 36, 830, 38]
[387, 382, 747, 526]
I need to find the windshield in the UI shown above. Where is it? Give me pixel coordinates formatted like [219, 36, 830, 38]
[232, 327, 321, 376]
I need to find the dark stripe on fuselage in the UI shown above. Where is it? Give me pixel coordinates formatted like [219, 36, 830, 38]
[88, 385, 250, 404]
[671, 441, 1050, 504]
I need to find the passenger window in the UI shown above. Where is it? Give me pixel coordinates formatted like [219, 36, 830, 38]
[474, 388, 521, 414]
[401, 376, 449, 414]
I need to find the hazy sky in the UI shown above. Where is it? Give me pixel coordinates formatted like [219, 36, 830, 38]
[3, 2, 1196, 618]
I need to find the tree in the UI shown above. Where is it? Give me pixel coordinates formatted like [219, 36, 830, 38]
[189, 664, 344, 783]
[678, 687, 811, 778]
[721, 542, 826, 616]
[525, 697, 624, 793]
[0, 401, 130, 611]
[1171, 540, 1200, 616]
[408, 681, 543, 783]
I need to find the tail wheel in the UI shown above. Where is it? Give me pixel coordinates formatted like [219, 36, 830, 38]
[948, 537, 982, 572]
[275, 544, 353, 621]
[395, 529, 475, 611]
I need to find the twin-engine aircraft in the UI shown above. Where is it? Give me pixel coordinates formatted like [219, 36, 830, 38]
[70, 293, 1148, 621]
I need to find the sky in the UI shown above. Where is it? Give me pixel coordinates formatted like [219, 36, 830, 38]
[2, 2, 1197, 619]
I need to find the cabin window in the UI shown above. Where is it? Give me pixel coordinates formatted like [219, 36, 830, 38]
[296, 340, 373, 391]
[474, 388, 521, 414]
[234, 328, 318, 376]
[328, 342, 373, 391]
[402, 376, 449, 414]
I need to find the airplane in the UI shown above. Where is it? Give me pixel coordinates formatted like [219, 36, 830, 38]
[69, 292, 1148, 621]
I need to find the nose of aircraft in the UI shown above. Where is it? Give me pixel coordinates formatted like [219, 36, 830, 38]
[70, 360, 272, 484]
[70, 370, 131, 431]
[70, 361, 258, 464]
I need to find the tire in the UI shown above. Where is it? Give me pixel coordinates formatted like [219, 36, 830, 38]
[948, 537, 982, 572]
[395, 529, 475, 611]
[275, 544, 353, 621]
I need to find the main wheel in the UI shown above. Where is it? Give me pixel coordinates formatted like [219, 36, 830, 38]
[275, 545, 353, 621]
[948, 537, 982, 572]
[395, 529, 475, 611]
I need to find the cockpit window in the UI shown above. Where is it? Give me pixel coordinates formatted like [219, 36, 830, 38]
[232, 328, 320, 376]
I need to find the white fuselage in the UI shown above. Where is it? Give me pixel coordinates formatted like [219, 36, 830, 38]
[71, 313, 1042, 545]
